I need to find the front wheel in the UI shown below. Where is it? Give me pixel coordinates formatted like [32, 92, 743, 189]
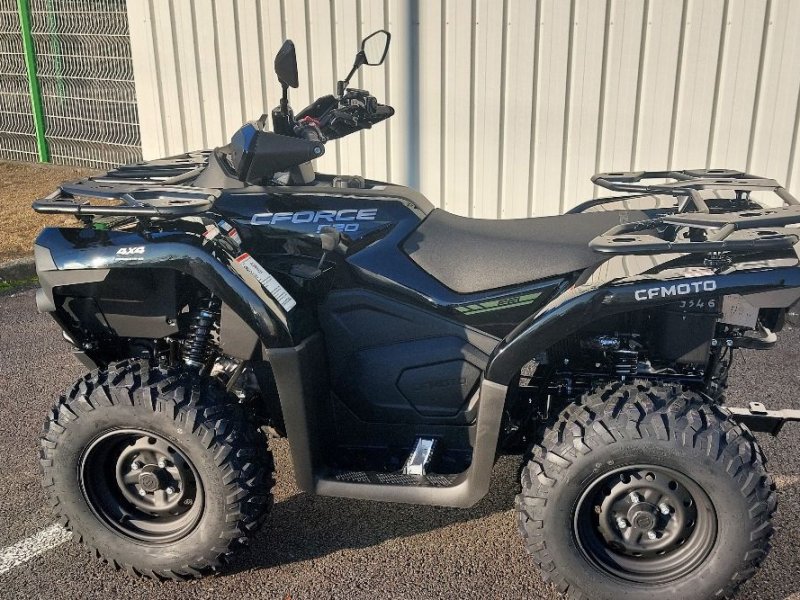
[40, 360, 275, 579]
[516, 382, 776, 600]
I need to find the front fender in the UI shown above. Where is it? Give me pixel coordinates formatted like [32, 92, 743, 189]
[485, 266, 800, 385]
[34, 227, 294, 348]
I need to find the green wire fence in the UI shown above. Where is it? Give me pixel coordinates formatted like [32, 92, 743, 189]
[0, 0, 141, 167]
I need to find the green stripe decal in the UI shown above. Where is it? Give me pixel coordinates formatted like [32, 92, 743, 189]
[455, 292, 542, 316]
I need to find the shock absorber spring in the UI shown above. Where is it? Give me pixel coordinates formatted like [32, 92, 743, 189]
[183, 297, 221, 369]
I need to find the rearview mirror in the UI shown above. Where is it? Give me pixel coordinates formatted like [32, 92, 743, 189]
[361, 30, 390, 66]
[274, 40, 299, 89]
[336, 29, 391, 97]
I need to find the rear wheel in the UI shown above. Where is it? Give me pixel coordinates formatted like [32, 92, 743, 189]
[40, 360, 274, 579]
[516, 381, 775, 600]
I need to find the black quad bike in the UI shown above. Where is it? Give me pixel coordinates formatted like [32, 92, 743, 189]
[32, 30, 800, 599]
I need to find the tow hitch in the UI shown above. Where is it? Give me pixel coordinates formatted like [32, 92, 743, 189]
[728, 402, 800, 435]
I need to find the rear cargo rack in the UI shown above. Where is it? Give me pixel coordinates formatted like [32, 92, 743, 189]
[586, 169, 800, 255]
[593, 168, 799, 209]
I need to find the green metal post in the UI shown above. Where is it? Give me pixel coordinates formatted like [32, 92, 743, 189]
[17, 0, 49, 162]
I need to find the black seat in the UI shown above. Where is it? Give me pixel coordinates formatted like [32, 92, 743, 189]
[402, 209, 646, 294]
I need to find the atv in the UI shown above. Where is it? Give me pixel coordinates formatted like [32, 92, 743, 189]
[31, 29, 800, 599]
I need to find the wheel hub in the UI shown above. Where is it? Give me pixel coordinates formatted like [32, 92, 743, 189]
[593, 467, 699, 558]
[138, 470, 162, 493]
[575, 464, 717, 584]
[139, 467, 170, 493]
[630, 508, 657, 531]
[79, 429, 204, 543]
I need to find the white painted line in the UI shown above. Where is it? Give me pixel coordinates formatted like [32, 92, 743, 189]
[0, 524, 72, 575]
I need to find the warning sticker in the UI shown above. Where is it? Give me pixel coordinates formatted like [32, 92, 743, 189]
[203, 225, 221, 240]
[218, 220, 242, 245]
[234, 253, 296, 312]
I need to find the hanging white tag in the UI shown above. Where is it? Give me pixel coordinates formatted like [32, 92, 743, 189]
[234, 253, 296, 312]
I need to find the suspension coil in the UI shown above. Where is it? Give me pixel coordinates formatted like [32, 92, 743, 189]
[183, 297, 221, 369]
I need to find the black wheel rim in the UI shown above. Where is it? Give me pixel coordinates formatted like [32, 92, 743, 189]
[79, 429, 204, 544]
[573, 464, 717, 584]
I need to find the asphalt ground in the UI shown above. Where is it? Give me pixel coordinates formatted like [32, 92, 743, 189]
[0, 287, 798, 599]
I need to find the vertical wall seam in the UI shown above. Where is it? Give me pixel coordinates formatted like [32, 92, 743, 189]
[706, 0, 729, 168]
[467, 0, 477, 217]
[303, 0, 314, 102]
[408, 0, 421, 191]
[763, 6, 790, 175]
[785, 79, 800, 190]
[666, 0, 688, 169]
[189, 0, 207, 147]
[496, 0, 509, 218]
[255, 0, 269, 112]
[439, 0, 447, 209]
[211, 0, 227, 142]
[148, 0, 169, 154]
[356, 0, 366, 177]
[383, 0, 391, 182]
[593, 0, 612, 193]
[167, 0, 186, 150]
[231, 1, 247, 124]
[279, 0, 286, 40]
[329, 0, 341, 174]
[746, 0, 772, 172]
[558, 0, 576, 213]
[526, 0, 541, 217]
[629, 0, 649, 170]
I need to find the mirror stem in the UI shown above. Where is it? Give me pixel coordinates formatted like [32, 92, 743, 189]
[337, 66, 355, 98]
[337, 54, 364, 98]
[280, 83, 289, 113]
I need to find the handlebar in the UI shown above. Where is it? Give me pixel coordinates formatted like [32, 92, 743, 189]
[294, 117, 326, 144]
[295, 89, 394, 142]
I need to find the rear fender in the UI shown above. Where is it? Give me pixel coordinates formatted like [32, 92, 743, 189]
[485, 266, 800, 385]
[34, 227, 294, 354]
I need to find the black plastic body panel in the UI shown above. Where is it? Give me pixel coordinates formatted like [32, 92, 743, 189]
[56, 269, 179, 339]
[34, 228, 294, 352]
[267, 332, 508, 507]
[229, 124, 324, 184]
[319, 289, 499, 426]
[486, 264, 800, 385]
[214, 186, 568, 338]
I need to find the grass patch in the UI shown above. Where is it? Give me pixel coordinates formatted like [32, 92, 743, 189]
[0, 275, 38, 294]
[0, 160, 96, 263]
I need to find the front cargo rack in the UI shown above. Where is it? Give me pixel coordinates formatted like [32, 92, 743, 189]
[32, 185, 218, 218]
[31, 150, 216, 219]
[586, 169, 800, 255]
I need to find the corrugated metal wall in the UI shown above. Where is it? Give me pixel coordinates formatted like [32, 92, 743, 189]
[127, 0, 800, 217]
